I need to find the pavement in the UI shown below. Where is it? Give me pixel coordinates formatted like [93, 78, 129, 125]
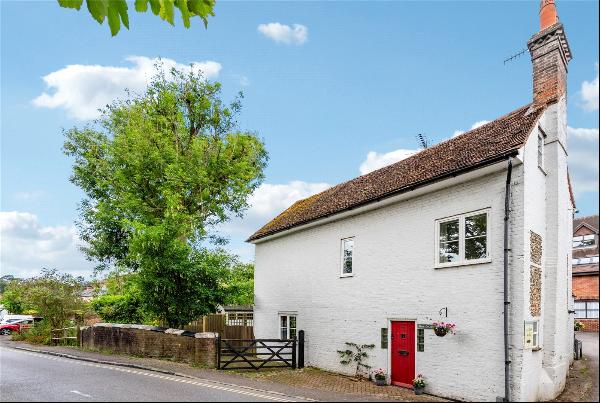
[578, 332, 599, 402]
[0, 338, 421, 402]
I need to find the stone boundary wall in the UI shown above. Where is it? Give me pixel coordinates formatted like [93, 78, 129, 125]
[80, 323, 218, 367]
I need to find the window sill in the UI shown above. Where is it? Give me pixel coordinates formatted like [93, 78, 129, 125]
[532, 347, 543, 352]
[340, 274, 354, 278]
[434, 258, 492, 270]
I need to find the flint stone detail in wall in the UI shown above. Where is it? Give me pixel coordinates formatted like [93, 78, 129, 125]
[530, 231, 543, 266]
[530, 266, 542, 317]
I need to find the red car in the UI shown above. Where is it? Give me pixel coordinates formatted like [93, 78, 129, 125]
[0, 318, 41, 335]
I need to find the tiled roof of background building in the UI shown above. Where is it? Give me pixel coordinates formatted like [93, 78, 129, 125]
[249, 104, 544, 242]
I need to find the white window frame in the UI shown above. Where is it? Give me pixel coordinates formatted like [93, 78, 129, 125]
[278, 314, 297, 340]
[340, 237, 355, 277]
[524, 320, 540, 349]
[575, 301, 599, 319]
[435, 209, 491, 269]
[537, 132, 545, 170]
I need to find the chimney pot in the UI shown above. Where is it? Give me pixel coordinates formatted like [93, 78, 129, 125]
[540, 0, 559, 30]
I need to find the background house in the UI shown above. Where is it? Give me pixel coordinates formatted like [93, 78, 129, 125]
[572, 215, 599, 332]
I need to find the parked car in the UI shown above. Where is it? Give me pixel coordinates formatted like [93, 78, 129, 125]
[0, 317, 43, 335]
[0, 314, 34, 324]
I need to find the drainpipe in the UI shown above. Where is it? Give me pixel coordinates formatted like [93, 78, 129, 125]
[503, 158, 513, 402]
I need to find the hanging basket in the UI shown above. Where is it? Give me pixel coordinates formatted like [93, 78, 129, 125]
[434, 327, 447, 337]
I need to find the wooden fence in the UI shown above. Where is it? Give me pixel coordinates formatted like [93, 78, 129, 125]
[51, 326, 80, 346]
[165, 314, 254, 340]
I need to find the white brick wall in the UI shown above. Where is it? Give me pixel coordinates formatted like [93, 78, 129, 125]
[253, 104, 572, 402]
[255, 168, 521, 402]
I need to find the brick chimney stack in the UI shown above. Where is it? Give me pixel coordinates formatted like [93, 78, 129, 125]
[528, 0, 572, 109]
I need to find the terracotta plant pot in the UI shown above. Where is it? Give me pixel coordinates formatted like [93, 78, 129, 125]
[434, 327, 447, 337]
[375, 378, 386, 386]
[414, 386, 425, 395]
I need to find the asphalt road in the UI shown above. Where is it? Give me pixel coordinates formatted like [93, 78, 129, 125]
[0, 347, 311, 402]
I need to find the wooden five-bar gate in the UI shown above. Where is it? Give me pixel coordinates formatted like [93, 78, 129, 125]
[217, 330, 305, 370]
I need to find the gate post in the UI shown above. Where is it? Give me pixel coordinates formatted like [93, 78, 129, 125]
[298, 330, 305, 369]
[216, 334, 221, 369]
[292, 338, 297, 370]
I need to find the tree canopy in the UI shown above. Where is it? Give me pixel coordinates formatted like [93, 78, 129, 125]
[57, 0, 216, 36]
[64, 65, 267, 328]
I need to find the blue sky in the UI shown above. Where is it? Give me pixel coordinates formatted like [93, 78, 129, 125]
[1, 0, 598, 278]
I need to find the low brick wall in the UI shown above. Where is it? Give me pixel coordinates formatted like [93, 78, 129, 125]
[578, 319, 599, 332]
[80, 323, 218, 367]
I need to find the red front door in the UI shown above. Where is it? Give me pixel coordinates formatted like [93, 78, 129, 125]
[390, 321, 415, 387]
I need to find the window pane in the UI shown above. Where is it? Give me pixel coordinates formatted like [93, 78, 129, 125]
[342, 239, 353, 274]
[465, 214, 487, 238]
[290, 316, 296, 330]
[440, 219, 459, 242]
[281, 327, 287, 339]
[465, 236, 487, 260]
[440, 241, 459, 263]
[575, 309, 586, 319]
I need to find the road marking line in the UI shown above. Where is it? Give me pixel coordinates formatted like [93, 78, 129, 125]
[70, 390, 93, 398]
[3, 348, 308, 402]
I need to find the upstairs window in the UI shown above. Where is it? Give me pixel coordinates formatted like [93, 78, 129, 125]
[341, 237, 354, 277]
[573, 256, 600, 265]
[573, 235, 596, 248]
[537, 133, 545, 170]
[436, 210, 490, 267]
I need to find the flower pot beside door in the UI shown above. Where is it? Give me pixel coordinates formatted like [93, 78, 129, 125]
[413, 374, 426, 395]
[372, 368, 387, 386]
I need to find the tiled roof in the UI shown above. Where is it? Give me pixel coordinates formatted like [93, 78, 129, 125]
[248, 104, 544, 242]
[574, 215, 599, 234]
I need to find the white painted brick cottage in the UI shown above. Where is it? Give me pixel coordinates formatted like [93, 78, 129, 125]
[248, 1, 575, 401]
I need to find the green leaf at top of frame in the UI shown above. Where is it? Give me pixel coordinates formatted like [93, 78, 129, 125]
[159, 0, 175, 25]
[86, 0, 108, 24]
[134, 0, 148, 12]
[175, 0, 191, 29]
[58, 0, 84, 10]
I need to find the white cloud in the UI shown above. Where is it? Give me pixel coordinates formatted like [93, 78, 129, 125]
[220, 181, 330, 238]
[0, 211, 94, 278]
[580, 64, 599, 112]
[257, 23, 308, 45]
[359, 149, 417, 175]
[452, 120, 491, 138]
[33, 56, 222, 120]
[568, 126, 599, 195]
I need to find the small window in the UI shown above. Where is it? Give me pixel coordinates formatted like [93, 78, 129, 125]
[279, 314, 297, 340]
[417, 329, 425, 352]
[575, 301, 599, 319]
[573, 235, 596, 248]
[436, 210, 490, 267]
[537, 133, 544, 169]
[341, 237, 354, 277]
[524, 321, 540, 349]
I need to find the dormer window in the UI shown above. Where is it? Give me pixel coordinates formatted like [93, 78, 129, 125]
[573, 235, 595, 248]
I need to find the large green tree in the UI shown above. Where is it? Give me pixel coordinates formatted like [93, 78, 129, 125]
[64, 65, 267, 328]
[57, 0, 216, 36]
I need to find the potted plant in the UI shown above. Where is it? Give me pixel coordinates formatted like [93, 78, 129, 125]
[413, 374, 426, 395]
[574, 321, 585, 331]
[372, 368, 387, 386]
[432, 322, 455, 337]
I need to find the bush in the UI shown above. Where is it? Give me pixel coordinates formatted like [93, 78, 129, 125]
[12, 320, 53, 345]
[91, 294, 148, 324]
